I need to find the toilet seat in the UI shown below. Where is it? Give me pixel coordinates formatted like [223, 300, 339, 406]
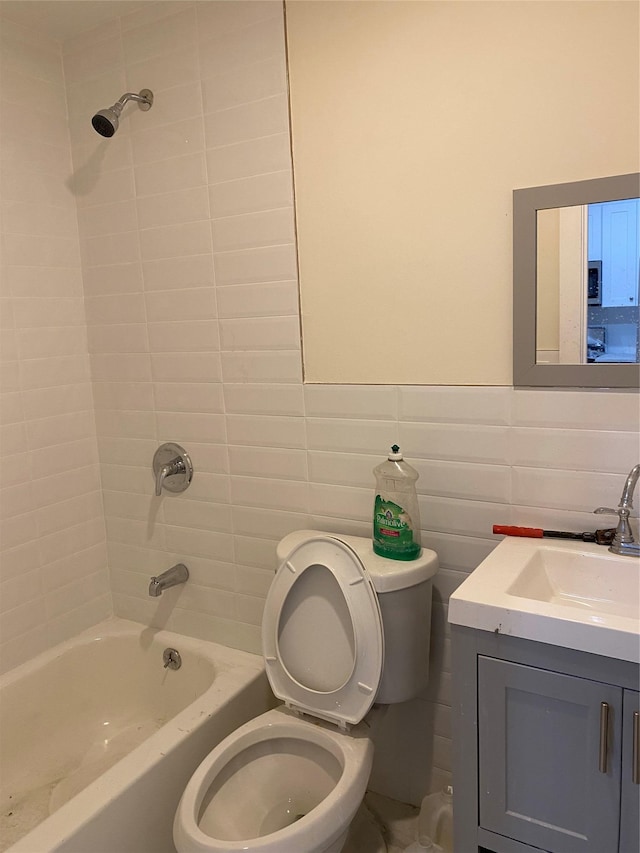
[262, 535, 384, 729]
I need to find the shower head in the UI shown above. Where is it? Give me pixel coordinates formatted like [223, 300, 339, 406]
[91, 105, 121, 138]
[91, 89, 153, 137]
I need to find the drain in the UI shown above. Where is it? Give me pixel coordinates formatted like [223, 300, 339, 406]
[163, 648, 181, 670]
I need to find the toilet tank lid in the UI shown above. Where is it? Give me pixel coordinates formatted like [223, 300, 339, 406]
[276, 530, 438, 593]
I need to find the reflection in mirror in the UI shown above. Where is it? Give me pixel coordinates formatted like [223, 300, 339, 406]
[513, 172, 640, 388]
[536, 199, 639, 365]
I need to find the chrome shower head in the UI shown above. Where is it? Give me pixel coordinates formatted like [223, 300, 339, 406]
[91, 89, 153, 137]
[91, 104, 122, 138]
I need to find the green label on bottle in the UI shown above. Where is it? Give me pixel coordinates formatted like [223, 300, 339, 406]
[373, 495, 420, 560]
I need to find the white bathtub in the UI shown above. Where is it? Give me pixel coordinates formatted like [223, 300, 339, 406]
[0, 618, 272, 853]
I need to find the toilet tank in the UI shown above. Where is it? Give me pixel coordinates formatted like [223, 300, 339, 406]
[340, 533, 438, 704]
[276, 531, 439, 705]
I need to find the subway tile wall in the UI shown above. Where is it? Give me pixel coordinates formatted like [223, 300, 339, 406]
[1, 0, 638, 805]
[64, 1, 300, 658]
[0, 18, 110, 675]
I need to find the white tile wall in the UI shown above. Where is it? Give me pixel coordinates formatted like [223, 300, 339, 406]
[0, 18, 110, 675]
[1, 0, 638, 809]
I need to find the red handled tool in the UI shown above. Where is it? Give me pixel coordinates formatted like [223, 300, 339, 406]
[493, 525, 615, 545]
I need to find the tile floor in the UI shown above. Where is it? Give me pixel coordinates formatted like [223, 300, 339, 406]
[366, 792, 420, 851]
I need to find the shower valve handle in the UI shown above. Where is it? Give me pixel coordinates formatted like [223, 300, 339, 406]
[153, 443, 193, 496]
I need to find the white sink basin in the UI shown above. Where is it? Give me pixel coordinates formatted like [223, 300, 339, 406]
[449, 537, 640, 662]
[508, 545, 639, 619]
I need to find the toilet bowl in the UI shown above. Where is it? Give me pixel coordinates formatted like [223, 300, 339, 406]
[174, 531, 438, 853]
[173, 708, 373, 853]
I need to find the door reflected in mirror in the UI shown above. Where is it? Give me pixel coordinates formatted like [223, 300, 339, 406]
[536, 198, 639, 365]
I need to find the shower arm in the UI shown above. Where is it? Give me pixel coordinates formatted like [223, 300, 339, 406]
[114, 91, 153, 112]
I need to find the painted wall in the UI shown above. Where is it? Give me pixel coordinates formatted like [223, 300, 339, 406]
[0, 0, 638, 806]
[287, 0, 640, 384]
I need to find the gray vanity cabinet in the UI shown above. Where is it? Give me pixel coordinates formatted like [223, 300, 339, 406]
[620, 689, 639, 853]
[478, 657, 622, 852]
[452, 627, 640, 853]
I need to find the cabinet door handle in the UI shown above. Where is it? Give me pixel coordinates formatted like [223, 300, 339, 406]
[633, 711, 640, 785]
[599, 701, 610, 773]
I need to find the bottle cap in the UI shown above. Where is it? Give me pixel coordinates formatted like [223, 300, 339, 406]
[388, 444, 403, 460]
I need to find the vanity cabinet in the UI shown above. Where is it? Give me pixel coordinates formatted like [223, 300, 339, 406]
[620, 689, 640, 853]
[452, 627, 639, 853]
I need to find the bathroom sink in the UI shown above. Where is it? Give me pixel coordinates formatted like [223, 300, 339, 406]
[449, 537, 640, 663]
[507, 545, 639, 619]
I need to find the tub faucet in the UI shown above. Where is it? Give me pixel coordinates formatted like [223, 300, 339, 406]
[594, 464, 640, 557]
[149, 563, 189, 597]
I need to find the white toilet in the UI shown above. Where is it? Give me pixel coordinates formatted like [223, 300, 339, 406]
[174, 530, 438, 853]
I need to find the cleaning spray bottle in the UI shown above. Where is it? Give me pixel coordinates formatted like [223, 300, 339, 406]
[415, 787, 453, 853]
[373, 445, 421, 561]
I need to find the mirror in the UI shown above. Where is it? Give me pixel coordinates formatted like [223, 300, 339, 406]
[513, 173, 640, 387]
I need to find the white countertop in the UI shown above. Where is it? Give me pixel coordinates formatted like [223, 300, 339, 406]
[448, 536, 640, 664]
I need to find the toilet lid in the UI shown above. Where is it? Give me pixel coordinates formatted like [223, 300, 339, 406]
[262, 535, 384, 729]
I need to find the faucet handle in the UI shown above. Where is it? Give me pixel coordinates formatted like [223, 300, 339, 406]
[154, 463, 172, 496]
[152, 442, 193, 496]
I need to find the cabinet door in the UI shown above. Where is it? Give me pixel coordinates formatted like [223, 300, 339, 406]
[620, 689, 640, 853]
[601, 199, 639, 307]
[478, 656, 622, 853]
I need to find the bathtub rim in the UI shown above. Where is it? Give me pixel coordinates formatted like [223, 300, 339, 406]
[0, 616, 263, 689]
[2, 617, 266, 853]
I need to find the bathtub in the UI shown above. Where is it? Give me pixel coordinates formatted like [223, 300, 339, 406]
[0, 618, 272, 853]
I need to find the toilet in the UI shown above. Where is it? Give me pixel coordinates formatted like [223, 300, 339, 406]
[174, 530, 438, 853]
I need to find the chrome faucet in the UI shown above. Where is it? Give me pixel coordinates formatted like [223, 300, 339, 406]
[148, 563, 189, 597]
[595, 464, 640, 557]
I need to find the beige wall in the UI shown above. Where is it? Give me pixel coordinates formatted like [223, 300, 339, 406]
[287, 0, 640, 384]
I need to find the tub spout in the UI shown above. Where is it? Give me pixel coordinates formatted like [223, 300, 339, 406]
[149, 563, 189, 597]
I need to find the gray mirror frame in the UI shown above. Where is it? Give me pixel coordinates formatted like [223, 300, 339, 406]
[513, 172, 640, 388]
